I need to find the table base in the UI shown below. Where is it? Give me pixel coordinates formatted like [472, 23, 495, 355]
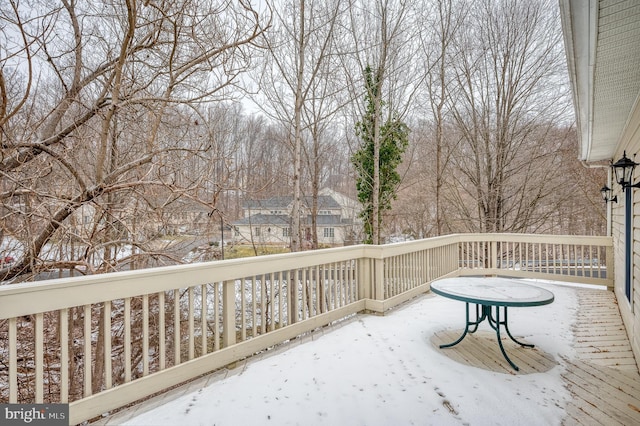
[439, 302, 534, 371]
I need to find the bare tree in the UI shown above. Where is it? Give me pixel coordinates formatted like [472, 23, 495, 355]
[255, 0, 344, 251]
[446, 0, 572, 233]
[417, 0, 467, 235]
[0, 0, 269, 281]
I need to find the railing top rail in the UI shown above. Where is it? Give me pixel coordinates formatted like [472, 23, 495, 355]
[0, 233, 612, 319]
[0, 244, 371, 318]
[457, 233, 612, 245]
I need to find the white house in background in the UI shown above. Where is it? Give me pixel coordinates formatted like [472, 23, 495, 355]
[318, 188, 361, 225]
[232, 191, 359, 247]
[560, 0, 640, 364]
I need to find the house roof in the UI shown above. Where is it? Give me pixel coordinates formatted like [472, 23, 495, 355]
[243, 195, 342, 211]
[232, 214, 291, 226]
[560, 0, 640, 163]
[232, 214, 345, 227]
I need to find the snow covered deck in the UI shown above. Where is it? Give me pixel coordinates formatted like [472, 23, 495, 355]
[0, 234, 619, 424]
[90, 283, 640, 425]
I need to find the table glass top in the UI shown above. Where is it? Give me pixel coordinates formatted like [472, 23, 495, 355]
[430, 277, 554, 307]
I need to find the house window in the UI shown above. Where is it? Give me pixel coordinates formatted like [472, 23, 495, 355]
[254, 227, 261, 237]
[283, 227, 290, 237]
[323, 228, 334, 238]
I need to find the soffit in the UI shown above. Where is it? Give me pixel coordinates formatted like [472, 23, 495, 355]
[561, 0, 640, 163]
[591, 0, 640, 162]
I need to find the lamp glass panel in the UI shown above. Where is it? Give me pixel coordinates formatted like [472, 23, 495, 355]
[612, 152, 637, 186]
[614, 164, 627, 185]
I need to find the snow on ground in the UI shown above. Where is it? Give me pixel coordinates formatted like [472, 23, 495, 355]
[122, 280, 580, 426]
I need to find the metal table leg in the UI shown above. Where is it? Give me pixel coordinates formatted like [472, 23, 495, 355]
[440, 302, 487, 348]
[440, 303, 534, 371]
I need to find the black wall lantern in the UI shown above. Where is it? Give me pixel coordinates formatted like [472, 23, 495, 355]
[610, 150, 637, 302]
[612, 151, 640, 188]
[600, 185, 617, 203]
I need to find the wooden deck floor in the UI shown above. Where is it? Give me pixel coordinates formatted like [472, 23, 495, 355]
[432, 288, 640, 425]
[562, 289, 640, 425]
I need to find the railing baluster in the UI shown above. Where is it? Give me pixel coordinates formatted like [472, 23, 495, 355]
[104, 301, 112, 389]
[336, 262, 342, 308]
[330, 263, 335, 309]
[269, 273, 275, 330]
[301, 268, 308, 320]
[316, 265, 327, 314]
[544, 243, 549, 274]
[125, 298, 131, 382]
[158, 292, 165, 371]
[394, 256, 398, 294]
[344, 261, 349, 305]
[188, 287, 194, 360]
[278, 271, 284, 327]
[143, 294, 149, 376]
[517, 242, 521, 270]
[345, 262, 351, 304]
[260, 275, 266, 334]
[201, 284, 207, 355]
[241, 279, 246, 341]
[402, 254, 407, 292]
[293, 269, 299, 323]
[314, 266, 320, 314]
[251, 276, 257, 337]
[82, 306, 91, 397]
[214, 282, 220, 351]
[35, 313, 44, 402]
[173, 290, 180, 366]
[8, 317, 17, 403]
[407, 252, 412, 289]
[59, 309, 68, 402]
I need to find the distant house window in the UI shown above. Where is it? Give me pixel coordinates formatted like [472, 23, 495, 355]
[283, 227, 291, 237]
[254, 227, 261, 237]
[323, 228, 334, 238]
[83, 215, 91, 224]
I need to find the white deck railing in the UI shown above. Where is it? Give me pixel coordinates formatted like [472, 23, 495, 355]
[0, 233, 612, 424]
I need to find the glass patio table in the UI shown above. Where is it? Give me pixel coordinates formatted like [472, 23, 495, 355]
[430, 277, 555, 371]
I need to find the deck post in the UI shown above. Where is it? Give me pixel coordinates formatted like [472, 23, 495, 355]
[606, 244, 615, 291]
[374, 256, 384, 301]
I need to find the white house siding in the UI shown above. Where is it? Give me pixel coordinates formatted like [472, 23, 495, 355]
[610, 133, 640, 362]
[560, 0, 640, 366]
[234, 225, 290, 245]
